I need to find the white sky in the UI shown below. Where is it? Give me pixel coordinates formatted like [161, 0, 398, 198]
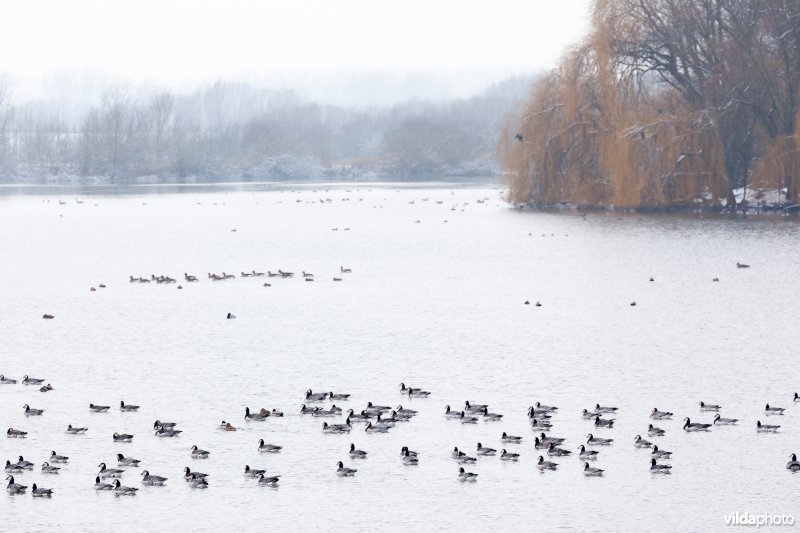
[0, 0, 591, 100]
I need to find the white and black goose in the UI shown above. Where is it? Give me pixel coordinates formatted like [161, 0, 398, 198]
[477, 443, 497, 456]
[651, 408, 673, 420]
[323, 420, 352, 434]
[155, 426, 182, 437]
[444, 405, 461, 418]
[23, 404, 44, 416]
[401, 446, 418, 458]
[40, 462, 60, 474]
[190, 445, 210, 458]
[365, 422, 389, 433]
[94, 476, 113, 490]
[6, 475, 27, 494]
[594, 416, 615, 428]
[682, 418, 711, 432]
[329, 391, 351, 401]
[501, 432, 522, 443]
[258, 439, 282, 453]
[458, 467, 478, 481]
[257, 473, 281, 486]
[305, 389, 328, 402]
[595, 404, 618, 414]
[395, 405, 418, 417]
[756, 420, 780, 432]
[651, 445, 672, 459]
[765, 404, 786, 415]
[183, 467, 208, 481]
[244, 407, 268, 421]
[582, 409, 600, 419]
[244, 465, 266, 478]
[464, 401, 488, 413]
[113, 432, 134, 442]
[120, 401, 140, 412]
[66, 425, 87, 434]
[481, 407, 503, 421]
[349, 443, 368, 458]
[547, 443, 572, 456]
[112, 479, 138, 496]
[153, 420, 177, 430]
[365, 402, 391, 415]
[402, 449, 419, 465]
[634, 435, 653, 448]
[713, 414, 739, 425]
[117, 454, 141, 467]
[539, 433, 566, 446]
[535, 401, 558, 413]
[577, 445, 599, 460]
[0, 375, 17, 384]
[699, 401, 721, 412]
[15, 456, 33, 469]
[500, 449, 520, 461]
[583, 463, 604, 476]
[336, 461, 357, 476]
[537, 456, 558, 471]
[586, 433, 614, 446]
[22, 375, 45, 386]
[188, 473, 208, 489]
[786, 453, 800, 471]
[97, 463, 124, 478]
[141, 470, 168, 486]
[90, 403, 110, 412]
[49, 451, 68, 463]
[459, 411, 478, 424]
[5, 461, 24, 473]
[647, 424, 665, 436]
[530, 418, 553, 431]
[650, 458, 672, 474]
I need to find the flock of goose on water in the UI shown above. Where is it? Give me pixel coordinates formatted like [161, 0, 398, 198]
[5, 373, 800, 496]
[126, 266, 353, 289]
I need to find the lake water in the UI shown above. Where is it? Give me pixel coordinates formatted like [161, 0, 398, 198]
[1, 183, 799, 532]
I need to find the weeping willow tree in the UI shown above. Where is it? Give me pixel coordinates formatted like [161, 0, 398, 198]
[501, 0, 800, 209]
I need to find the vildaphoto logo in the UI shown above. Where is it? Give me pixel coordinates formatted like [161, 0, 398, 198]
[724, 512, 795, 527]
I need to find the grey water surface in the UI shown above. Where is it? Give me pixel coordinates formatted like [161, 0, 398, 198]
[1, 184, 798, 532]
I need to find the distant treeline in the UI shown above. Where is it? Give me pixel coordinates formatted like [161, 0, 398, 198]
[499, 0, 800, 209]
[0, 76, 532, 183]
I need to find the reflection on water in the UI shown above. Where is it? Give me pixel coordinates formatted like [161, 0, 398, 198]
[0, 184, 798, 532]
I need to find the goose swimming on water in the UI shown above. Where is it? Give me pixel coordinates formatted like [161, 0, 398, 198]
[336, 461, 357, 476]
[650, 458, 672, 474]
[0, 375, 17, 384]
[583, 463, 604, 476]
[349, 443, 367, 458]
[683, 417, 712, 432]
[547, 443, 572, 456]
[66, 425, 87, 434]
[595, 404, 618, 413]
[500, 449, 520, 461]
[634, 435, 653, 448]
[112, 479, 138, 496]
[94, 476, 113, 490]
[245, 407, 268, 421]
[141, 470, 168, 486]
[756, 420, 780, 432]
[481, 407, 503, 421]
[713, 414, 739, 425]
[97, 463, 123, 478]
[647, 424, 665, 436]
[120, 401, 139, 412]
[117, 454, 141, 466]
[464, 401, 487, 413]
[22, 375, 45, 385]
[459, 411, 478, 424]
[444, 405, 461, 418]
[534, 401, 558, 413]
[6, 475, 27, 494]
[651, 408, 673, 420]
[501, 432, 522, 443]
[190, 445, 210, 458]
[23, 404, 44, 416]
[365, 422, 389, 433]
[765, 404, 785, 415]
[188, 473, 208, 488]
[183, 467, 208, 481]
[257, 473, 281, 486]
[477, 443, 497, 456]
[401, 449, 419, 465]
[244, 465, 266, 478]
[113, 432, 134, 442]
[5, 461, 24, 473]
[90, 404, 110, 412]
[651, 445, 672, 459]
[329, 391, 351, 401]
[458, 467, 478, 481]
[699, 401, 721, 412]
[537, 456, 558, 471]
[577, 445, 599, 460]
[786, 454, 800, 471]
[7, 428, 27, 438]
[258, 439, 282, 453]
[305, 389, 328, 402]
[594, 415, 614, 428]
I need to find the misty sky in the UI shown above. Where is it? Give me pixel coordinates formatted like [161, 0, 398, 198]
[0, 0, 590, 102]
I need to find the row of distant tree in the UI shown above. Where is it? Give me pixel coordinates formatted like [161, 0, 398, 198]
[500, 0, 800, 209]
[0, 75, 531, 183]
